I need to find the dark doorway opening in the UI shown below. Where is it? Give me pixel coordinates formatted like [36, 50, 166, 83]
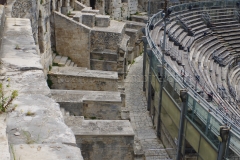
[0, 0, 6, 5]
[90, 0, 96, 9]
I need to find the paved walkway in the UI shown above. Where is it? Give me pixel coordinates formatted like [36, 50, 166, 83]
[124, 55, 170, 160]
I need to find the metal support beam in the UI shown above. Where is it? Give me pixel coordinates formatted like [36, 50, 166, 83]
[157, 0, 168, 138]
[217, 125, 231, 160]
[147, 49, 153, 111]
[176, 89, 188, 160]
[142, 36, 147, 92]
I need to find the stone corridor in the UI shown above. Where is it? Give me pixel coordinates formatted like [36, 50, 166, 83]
[125, 55, 170, 160]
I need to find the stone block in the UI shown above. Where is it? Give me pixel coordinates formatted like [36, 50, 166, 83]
[73, 12, 82, 22]
[82, 13, 95, 28]
[90, 49, 118, 61]
[90, 59, 118, 71]
[51, 90, 122, 119]
[65, 118, 134, 160]
[48, 67, 118, 91]
[95, 15, 110, 27]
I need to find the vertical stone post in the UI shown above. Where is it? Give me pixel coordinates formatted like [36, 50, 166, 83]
[176, 89, 188, 160]
[147, 49, 153, 111]
[217, 125, 230, 160]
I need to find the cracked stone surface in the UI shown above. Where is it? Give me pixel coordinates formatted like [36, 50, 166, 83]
[125, 55, 170, 160]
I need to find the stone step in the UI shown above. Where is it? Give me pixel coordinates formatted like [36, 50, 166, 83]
[74, 64, 78, 67]
[53, 55, 62, 63]
[58, 56, 68, 66]
[52, 53, 57, 60]
[70, 62, 74, 67]
[60, 108, 66, 116]
[66, 59, 71, 66]
[65, 111, 70, 116]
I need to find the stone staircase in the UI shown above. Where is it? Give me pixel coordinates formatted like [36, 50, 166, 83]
[52, 53, 78, 67]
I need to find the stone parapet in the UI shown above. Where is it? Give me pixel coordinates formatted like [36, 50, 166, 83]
[0, 18, 83, 160]
[95, 15, 110, 27]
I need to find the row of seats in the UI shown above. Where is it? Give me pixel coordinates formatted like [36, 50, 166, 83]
[151, 7, 240, 120]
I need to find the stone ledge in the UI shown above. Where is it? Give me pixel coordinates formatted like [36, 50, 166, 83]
[51, 89, 121, 102]
[65, 118, 135, 136]
[10, 144, 83, 160]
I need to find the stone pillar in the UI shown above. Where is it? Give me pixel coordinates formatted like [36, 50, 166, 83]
[217, 126, 231, 160]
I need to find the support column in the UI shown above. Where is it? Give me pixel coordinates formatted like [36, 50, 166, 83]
[176, 89, 188, 160]
[142, 36, 147, 92]
[147, 49, 153, 111]
[217, 125, 230, 160]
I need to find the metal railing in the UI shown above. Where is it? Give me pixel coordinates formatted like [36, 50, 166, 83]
[145, 0, 240, 158]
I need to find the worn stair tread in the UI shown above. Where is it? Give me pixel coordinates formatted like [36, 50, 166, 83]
[65, 59, 71, 66]
[58, 56, 68, 66]
[53, 55, 62, 63]
[52, 53, 56, 60]
[70, 62, 74, 67]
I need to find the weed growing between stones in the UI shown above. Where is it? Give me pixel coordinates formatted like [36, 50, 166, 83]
[26, 110, 35, 116]
[0, 81, 18, 113]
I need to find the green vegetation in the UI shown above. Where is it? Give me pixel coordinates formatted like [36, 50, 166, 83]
[26, 110, 35, 116]
[15, 44, 20, 50]
[52, 62, 59, 66]
[0, 82, 18, 114]
[90, 116, 97, 119]
[23, 131, 35, 144]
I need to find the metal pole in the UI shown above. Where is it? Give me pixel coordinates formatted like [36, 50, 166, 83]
[142, 36, 147, 92]
[147, 49, 153, 111]
[176, 89, 188, 160]
[148, 0, 150, 21]
[217, 125, 230, 160]
[157, 0, 167, 138]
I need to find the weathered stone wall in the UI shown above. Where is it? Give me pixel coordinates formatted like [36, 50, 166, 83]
[49, 74, 118, 91]
[90, 59, 118, 71]
[0, 5, 5, 53]
[77, 135, 134, 160]
[48, 67, 118, 91]
[91, 30, 122, 50]
[11, 0, 55, 76]
[54, 11, 91, 68]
